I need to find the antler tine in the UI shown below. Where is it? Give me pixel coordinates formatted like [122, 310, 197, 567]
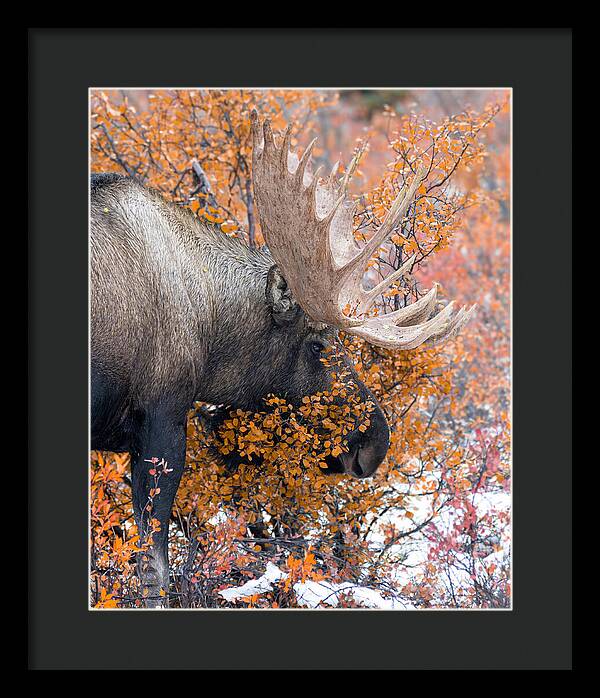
[341, 140, 367, 192]
[390, 284, 439, 327]
[280, 123, 293, 167]
[425, 304, 478, 348]
[250, 109, 262, 154]
[357, 254, 416, 315]
[308, 165, 323, 196]
[262, 118, 276, 155]
[352, 301, 457, 351]
[295, 137, 318, 186]
[328, 160, 341, 188]
[339, 164, 427, 282]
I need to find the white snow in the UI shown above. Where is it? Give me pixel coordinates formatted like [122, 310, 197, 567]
[218, 562, 286, 601]
[219, 563, 405, 608]
[293, 580, 403, 608]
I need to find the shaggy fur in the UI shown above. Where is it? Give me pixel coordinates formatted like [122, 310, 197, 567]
[90, 174, 389, 606]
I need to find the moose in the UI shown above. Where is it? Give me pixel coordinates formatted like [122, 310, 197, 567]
[91, 111, 475, 607]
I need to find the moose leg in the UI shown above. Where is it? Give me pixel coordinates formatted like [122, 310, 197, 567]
[130, 410, 187, 608]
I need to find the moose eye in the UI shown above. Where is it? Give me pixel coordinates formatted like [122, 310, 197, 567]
[309, 341, 325, 357]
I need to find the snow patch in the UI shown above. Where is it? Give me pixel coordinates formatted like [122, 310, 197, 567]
[219, 563, 405, 608]
[294, 580, 402, 608]
[219, 563, 286, 602]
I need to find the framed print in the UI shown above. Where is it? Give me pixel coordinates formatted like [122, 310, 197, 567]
[29, 28, 572, 670]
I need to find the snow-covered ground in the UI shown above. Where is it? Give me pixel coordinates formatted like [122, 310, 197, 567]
[219, 562, 406, 608]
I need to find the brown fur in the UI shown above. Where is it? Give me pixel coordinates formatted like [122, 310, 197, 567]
[90, 173, 389, 606]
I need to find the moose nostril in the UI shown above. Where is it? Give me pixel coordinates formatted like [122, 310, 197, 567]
[339, 414, 389, 478]
[349, 457, 365, 478]
[340, 447, 370, 478]
[355, 442, 387, 478]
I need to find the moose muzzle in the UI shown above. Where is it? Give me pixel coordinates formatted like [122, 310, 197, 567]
[339, 406, 390, 479]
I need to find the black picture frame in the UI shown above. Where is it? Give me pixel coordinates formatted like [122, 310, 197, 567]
[29, 28, 572, 670]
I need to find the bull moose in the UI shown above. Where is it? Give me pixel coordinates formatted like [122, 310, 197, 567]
[91, 111, 475, 607]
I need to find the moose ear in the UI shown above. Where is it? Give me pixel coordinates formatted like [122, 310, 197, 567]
[265, 265, 302, 326]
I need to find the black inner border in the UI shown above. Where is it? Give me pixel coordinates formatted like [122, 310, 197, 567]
[29, 28, 572, 670]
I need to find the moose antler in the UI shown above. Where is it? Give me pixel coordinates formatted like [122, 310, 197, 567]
[250, 111, 476, 350]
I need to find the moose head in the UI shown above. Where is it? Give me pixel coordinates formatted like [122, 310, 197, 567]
[227, 110, 477, 477]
